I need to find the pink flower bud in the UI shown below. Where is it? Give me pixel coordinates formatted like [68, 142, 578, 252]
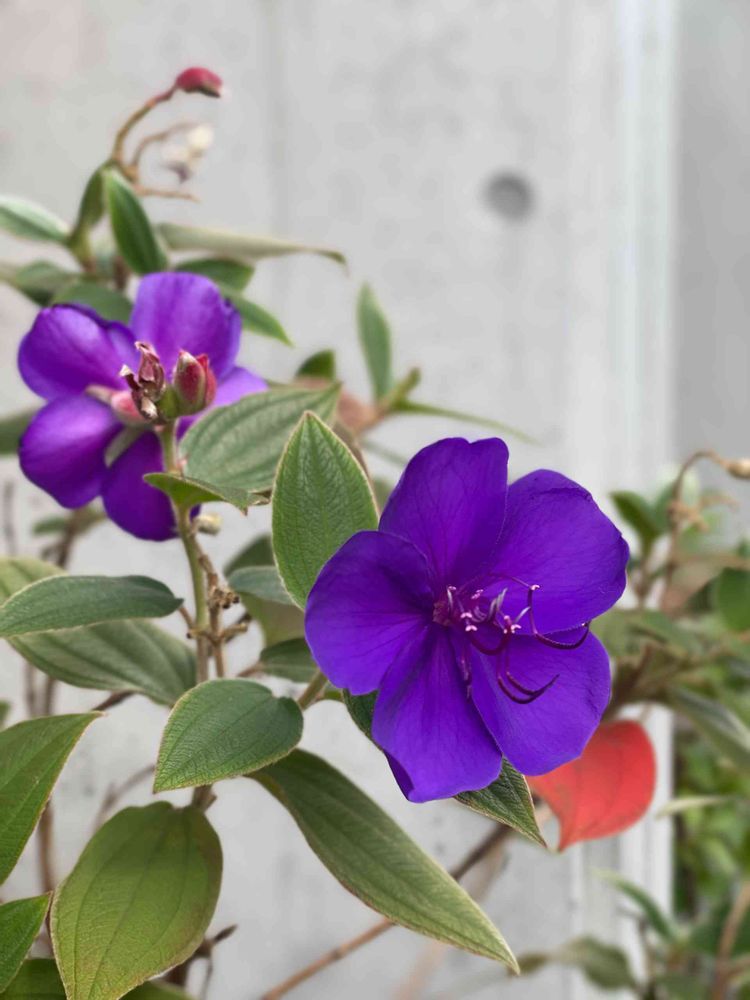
[174, 67, 223, 98]
[173, 351, 217, 414]
[110, 390, 149, 426]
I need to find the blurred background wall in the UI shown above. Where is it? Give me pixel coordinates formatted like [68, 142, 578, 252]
[0, 0, 737, 996]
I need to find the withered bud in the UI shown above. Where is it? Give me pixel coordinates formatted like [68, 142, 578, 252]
[174, 67, 223, 99]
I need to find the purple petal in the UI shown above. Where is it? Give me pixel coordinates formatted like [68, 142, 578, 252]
[19, 397, 121, 507]
[101, 432, 176, 541]
[469, 631, 611, 775]
[178, 366, 267, 433]
[18, 305, 137, 400]
[372, 626, 502, 801]
[305, 530, 435, 694]
[130, 273, 241, 380]
[380, 437, 509, 587]
[493, 470, 629, 634]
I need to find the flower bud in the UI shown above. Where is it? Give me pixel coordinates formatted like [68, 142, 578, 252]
[174, 67, 223, 98]
[110, 390, 149, 426]
[722, 458, 750, 480]
[173, 351, 217, 414]
[120, 343, 166, 422]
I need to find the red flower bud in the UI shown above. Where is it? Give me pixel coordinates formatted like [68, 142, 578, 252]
[174, 67, 223, 99]
[173, 351, 217, 414]
[120, 342, 166, 422]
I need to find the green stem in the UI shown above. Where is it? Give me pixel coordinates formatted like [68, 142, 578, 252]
[160, 424, 209, 682]
[297, 669, 328, 710]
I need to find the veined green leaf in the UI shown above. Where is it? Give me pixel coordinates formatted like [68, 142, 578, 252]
[158, 223, 345, 267]
[228, 565, 293, 605]
[272, 412, 377, 607]
[51, 804, 222, 1000]
[0, 715, 98, 883]
[175, 256, 254, 290]
[253, 750, 517, 969]
[0, 197, 69, 244]
[0, 959, 65, 998]
[144, 472, 265, 513]
[0, 895, 50, 991]
[103, 170, 167, 274]
[457, 765, 546, 847]
[154, 679, 303, 791]
[357, 285, 394, 401]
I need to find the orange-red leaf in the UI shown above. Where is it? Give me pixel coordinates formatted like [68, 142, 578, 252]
[528, 720, 656, 850]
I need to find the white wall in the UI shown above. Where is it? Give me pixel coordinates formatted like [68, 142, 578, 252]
[0, 2, 677, 997]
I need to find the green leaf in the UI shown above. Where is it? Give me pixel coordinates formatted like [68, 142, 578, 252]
[0, 411, 35, 456]
[103, 170, 167, 274]
[391, 399, 533, 442]
[51, 803, 222, 1000]
[0, 574, 182, 636]
[0, 197, 69, 244]
[0, 703, 9, 728]
[610, 490, 664, 548]
[223, 292, 291, 345]
[175, 256, 254, 290]
[0, 896, 50, 992]
[144, 472, 264, 513]
[456, 765, 546, 848]
[598, 871, 677, 941]
[259, 638, 317, 683]
[713, 568, 750, 632]
[0, 714, 98, 883]
[273, 412, 377, 608]
[296, 350, 336, 380]
[181, 385, 340, 497]
[631, 609, 701, 654]
[53, 283, 132, 324]
[2, 261, 73, 306]
[126, 985, 192, 999]
[253, 750, 517, 969]
[670, 687, 750, 770]
[158, 223, 346, 267]
[228, 565, 293, 605]
[0, 959, 64, 998]
[155, 679, 303, 791]
[357, 285, 394, 400]
[518, 936, 637, 990]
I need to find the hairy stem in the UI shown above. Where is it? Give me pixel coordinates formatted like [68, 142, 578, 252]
[296, 669, 328, 710]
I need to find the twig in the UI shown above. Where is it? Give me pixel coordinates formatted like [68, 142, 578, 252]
[711, 881, 750, 999]
[91, 690, 134, 712]
[93, 764, 154, 831]
[260, 824, 512, 1000]
[2, 480, 17, 556]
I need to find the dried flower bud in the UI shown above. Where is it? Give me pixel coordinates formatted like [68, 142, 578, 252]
[722, 458, 750, 480]
[174, 67, 223, 98]
[173, 351, 217, 414]
[120, 343, 166, 422]
[110, 390, 148, 426]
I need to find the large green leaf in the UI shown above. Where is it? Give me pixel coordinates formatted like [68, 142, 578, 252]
[0, 197, 69, 244]
[51, 803, 222, 1000]
[272, 412, 377, 608]
[0, 714, 98, 883]
[0, 959, 64, 998]
[456, 765, 546, 847]
[181, 385, 340, 497]
[0, 558, 194, 705]
[0, 412, 35, 456]
[0, 896, 50, 991]
[223, 292, 291, 345]
[103, 170, 167, 274]
[155, 679, 303, 791]
[228, 565, 293, 605]
[253, 750, 517, 969]
[175, 256, 253, 290]
[357, 285, 394, 401]
[670, 687, 750, 770]
[158, 222, 345, 266]
[0, 574, 182, 636]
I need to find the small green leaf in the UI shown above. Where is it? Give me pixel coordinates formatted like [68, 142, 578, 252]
[610, 490, 664, 548]
[54, 283, 132, 324]
[518, 936, 637, 990]
[3, 261, 73, 306]
[103, 170, 167, 274]
[273, 412, 378, 608]
[598, 871, 676, 941]
[228, 565, 293, 605]
[670, 687, 750, 769]
[0, 959, 65, 998]
[0, 896, 50, 991]
[253, 750, 517, 969]
[713, 568, 750, 632]
[631, 609, 700, 653]
[0, 197, 69, 244]
[296, 350, 336, 380]
[224, 292, 291, 345]
[158, 223, 345, 267]
[0, 714, 98, 883]
[0, 411, 35, 456]
[357, 285, 394, 401]
[392, 399, 533, 442]
[175, 256, 254, 290]
[259, 638, 317, 683]
[224, 535, 273, 575]
[457, 765, 546, 848]
[182, 385, 340, 497]
[51, 803, 222, 1000]
[155, 679, 303, 791]
[144, 472, 263, 513]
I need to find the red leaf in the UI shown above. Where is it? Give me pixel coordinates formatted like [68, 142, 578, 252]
[528, 720, 656, 850]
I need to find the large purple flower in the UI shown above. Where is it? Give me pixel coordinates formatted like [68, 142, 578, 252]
[305, 438, 629, 802]
[18, 272, 266, 541]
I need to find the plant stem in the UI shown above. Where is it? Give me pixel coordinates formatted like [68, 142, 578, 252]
[260, 824, 511, 1000]
[711, 881, 750, 999]
[296, 669, 328, 710]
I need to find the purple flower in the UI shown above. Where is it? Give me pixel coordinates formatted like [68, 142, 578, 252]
[18, 272, 266, 541]
[305, 438, 629, 802]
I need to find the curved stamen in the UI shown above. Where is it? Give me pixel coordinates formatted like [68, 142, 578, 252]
[497, 672, 551, 705]
[505, 669, 559, 699]
[519, 582, 591, 650]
